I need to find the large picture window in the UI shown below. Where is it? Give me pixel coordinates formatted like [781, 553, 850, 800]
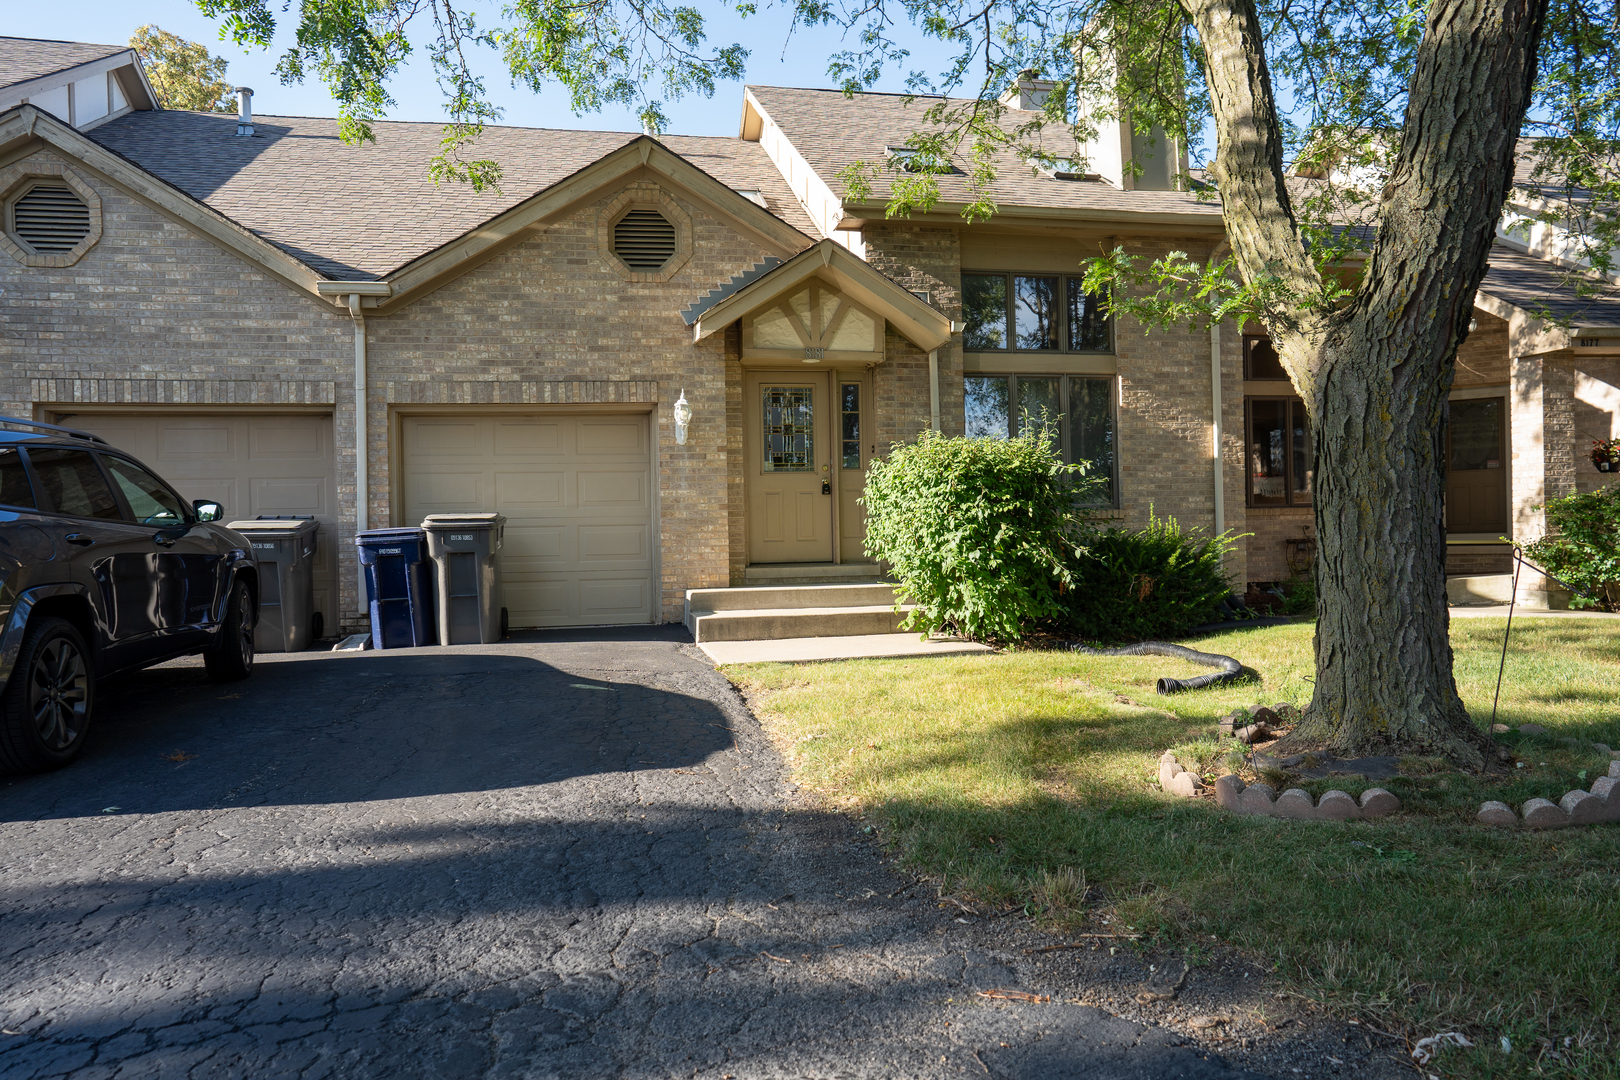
[1246, 397, 1313, 506]
[964, 374, 1117, 503]
[963, 273, 1111, 352]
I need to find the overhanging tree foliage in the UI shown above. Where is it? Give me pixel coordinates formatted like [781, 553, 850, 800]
[191, 0, 1620, 764]
[131, 25, 236, 112]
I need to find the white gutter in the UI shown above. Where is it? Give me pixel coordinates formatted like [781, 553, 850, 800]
[1208, 242, 1231, 535]
[928, 348, 941, 432]
[315, 282, 391, 618]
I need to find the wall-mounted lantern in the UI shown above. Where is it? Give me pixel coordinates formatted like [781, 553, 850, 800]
[673, 389, 692, 445]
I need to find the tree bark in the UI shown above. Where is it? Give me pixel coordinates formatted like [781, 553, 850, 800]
[1181, 0, 1548, 764]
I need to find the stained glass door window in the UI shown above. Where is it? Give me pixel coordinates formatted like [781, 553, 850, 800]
[762, 387, 814, 471]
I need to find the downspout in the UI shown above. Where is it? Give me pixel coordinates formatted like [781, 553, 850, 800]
[1208, 242, 1231, 535]
[928, 348, 941, 432]
[348, 293, 368, 615]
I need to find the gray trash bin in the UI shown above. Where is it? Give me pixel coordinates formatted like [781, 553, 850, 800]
[421, 513, 505, 645]
[226, 516, 321, 651]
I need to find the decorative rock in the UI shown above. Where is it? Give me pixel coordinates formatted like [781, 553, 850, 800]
[1518, 723, 1547, 735]
[1159, 752, 1184, 791]
[1491, 723, 1511, 734]
[1234, 722, 1272, 745]
[1358, 788, 1402, 817]
[1239, 782, 1277, 816]
[1561, 790, 1607, 826]
[1247, 705, 1279, 726]
[1477, 801, 1518, 826]
[1215, 774, 1245, 811]
[1169, 771, 1202, 798]
[1316, 790, 1362, 820]
[1591, 742, 1612, 754]
[1273, 788, 1316, 819]
[1609, 760, 1620, 779]
[1591, 775, 1619, 802]
[1520, 797, 1572, 830]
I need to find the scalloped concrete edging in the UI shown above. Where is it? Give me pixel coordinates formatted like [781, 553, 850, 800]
[1157, 751, 1401, 820]
[1478, 760, 1620, 829]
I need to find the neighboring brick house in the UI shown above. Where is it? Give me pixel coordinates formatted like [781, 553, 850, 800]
[2, 41, 1616, 633]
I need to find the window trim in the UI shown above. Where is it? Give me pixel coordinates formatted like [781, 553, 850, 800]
[963, 372, 1121, 507]
[961, 270, 1113, 355]
[1244, 396, 1314, 508]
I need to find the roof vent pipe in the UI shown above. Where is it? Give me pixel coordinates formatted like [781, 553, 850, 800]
[235, 87, 254, 137]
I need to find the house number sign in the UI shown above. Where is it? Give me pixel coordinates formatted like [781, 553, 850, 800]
[803, 347, 826, 359]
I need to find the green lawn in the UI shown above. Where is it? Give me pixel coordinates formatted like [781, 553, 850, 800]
[725, 619, 1620, 1080]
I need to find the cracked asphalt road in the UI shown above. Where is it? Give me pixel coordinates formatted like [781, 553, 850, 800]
[1, 630, 1264, 1079]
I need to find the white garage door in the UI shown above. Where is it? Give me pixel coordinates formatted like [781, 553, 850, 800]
[50, 411, 340, 633]
[401, 413, 654, 628]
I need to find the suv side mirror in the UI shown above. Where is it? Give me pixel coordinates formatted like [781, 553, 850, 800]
[194, 500, 225, 522]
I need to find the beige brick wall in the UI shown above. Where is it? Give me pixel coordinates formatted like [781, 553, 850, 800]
[0, 149, 363, 615]
[366, 184, 783, 622]
[862, 223, 965, 444]
[1456, 310, 1511, 387]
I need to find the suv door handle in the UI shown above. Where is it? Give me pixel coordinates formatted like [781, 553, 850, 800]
[64, 533, 95, 547]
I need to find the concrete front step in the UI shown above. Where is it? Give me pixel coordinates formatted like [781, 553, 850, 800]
[743, 562, 886, 585]
[687, 582, 901, 613]
[688, 604, 913, 643]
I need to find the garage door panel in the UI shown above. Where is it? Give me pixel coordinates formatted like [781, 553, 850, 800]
[249, 419, 326, 458]
[413, 421, 481, 454]
[412, 472, 484, 508]
[53, 412, 339, 638]
[577, 470, 646, 507]
[577, 524, 647, 561]
[159, 422, 233, 460]
[577, 419, 646, 455]
[402, 413, 654, 628]
[494, 421, 562, 455]
[495, 470, 564, 508]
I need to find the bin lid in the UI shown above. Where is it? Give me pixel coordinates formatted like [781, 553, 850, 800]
[355, 527, 427, 546]
[421, 513, 506, 530]
[227, 517, 319, 538]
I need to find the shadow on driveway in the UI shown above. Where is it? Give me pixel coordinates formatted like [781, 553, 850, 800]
[0, 639, 733, 822]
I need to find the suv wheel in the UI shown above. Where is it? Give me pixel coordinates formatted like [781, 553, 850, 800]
[0, 617, 95, 774]
[205, 581, 255, 681]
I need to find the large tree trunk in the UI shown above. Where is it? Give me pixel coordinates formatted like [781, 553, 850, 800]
[1181, 0, 1548, 764]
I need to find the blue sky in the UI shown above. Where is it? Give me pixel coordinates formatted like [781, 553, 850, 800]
[11, 1, 953, 137]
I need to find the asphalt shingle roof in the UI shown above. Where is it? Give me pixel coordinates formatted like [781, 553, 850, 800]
[0, 37, 125, 91]
[745, 85, 1222, 219]
[1481, 242, 1620, 325]
[87, 110, 821, 280]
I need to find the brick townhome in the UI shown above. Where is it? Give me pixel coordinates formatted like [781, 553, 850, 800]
[3, 39, 1617, 633]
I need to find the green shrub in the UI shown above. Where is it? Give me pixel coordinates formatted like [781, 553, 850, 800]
[862, 426, 1102, 642]
[1519, 483, 1620, 610]
[1281, 575, 1317, 615]
[1061, 510, 1242, 643]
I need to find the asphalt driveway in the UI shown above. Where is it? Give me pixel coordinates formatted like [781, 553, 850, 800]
[0, 630, 1273, 1079]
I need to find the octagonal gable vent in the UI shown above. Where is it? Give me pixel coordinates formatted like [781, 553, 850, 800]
[613, 209, 676, 270]
[12, 184, 91, 253]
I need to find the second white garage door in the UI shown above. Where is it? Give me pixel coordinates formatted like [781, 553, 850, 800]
[400, 413, 655, 628]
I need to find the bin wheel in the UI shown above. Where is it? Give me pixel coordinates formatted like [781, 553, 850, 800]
[500, 607, 509, 639]
[311, 612, 325, 641]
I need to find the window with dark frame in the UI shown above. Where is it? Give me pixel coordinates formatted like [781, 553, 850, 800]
[963, 273, 1111, 353]
[962, 374, 1117, 504]
[840, 383, 861, 469]
[1246, 398, 1313, 506]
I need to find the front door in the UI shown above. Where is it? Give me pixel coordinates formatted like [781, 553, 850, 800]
[1446, 397, 1508, 533]
[746, 372, 833, 563]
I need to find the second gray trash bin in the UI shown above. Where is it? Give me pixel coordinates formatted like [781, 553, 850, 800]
[422, 513, 505, 644]
[226, 516, 321, 651]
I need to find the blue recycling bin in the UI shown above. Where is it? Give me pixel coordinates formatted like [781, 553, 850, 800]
[355, 527, 436, 649]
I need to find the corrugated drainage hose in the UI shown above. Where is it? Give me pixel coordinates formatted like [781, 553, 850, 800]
[1068, 641, 1245, 695]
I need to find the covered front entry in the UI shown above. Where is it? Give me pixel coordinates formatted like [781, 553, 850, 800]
[1446, 396, 1508, 534]
[398, 411, 656, 628]
[744, 371, 834, 563]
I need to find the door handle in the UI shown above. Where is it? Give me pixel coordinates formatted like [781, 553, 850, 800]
[64, 533, 95, 547]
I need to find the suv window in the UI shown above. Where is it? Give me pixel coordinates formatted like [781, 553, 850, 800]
[102, 456, 188, 526]
[25, 447, 121, 520]
[0, 448, 36, 509]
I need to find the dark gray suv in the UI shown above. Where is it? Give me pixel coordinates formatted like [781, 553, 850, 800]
[0, 419, 258, 774]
